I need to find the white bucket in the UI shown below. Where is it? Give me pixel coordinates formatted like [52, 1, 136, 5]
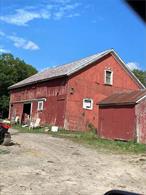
[51, 126, 58, 132]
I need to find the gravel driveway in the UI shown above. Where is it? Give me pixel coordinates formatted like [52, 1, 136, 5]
[0, 129, 146, 195]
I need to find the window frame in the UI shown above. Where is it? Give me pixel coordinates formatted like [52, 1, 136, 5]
[83, 98, 93, 110]
[104, 70, 113, 85]
[37, 100, 44, 111]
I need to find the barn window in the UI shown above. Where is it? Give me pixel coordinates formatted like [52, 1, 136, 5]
[37, 101, 44, 111]
[83, 98, 93, 110]
[104, 70, 113, 85]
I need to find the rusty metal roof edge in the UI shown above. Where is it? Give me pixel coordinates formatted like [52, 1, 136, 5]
[97, 89, 146, 106]
[98, 102, 136, 106]
[8, 74, 67, 90]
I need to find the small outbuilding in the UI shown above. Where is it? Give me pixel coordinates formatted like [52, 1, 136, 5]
[98, 90, 146, 144]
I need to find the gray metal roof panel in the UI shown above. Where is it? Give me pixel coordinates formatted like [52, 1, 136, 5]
[9, 49, 145, 90]
[9, 49, 112, 89]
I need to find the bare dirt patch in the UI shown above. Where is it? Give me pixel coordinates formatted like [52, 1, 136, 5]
[0, 129, 146, 195]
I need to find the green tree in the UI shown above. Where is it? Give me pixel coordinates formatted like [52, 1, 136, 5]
[0, 53, 37, 118]
[132, 69, 146, 87]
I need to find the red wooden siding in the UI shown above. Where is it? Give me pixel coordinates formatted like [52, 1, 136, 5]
[99, 105, 136, 141]
[135, 99, 146, 144]
[10, 78, 67, 127]
[65, 54, 141, 131]
[9, 102, 23, 122]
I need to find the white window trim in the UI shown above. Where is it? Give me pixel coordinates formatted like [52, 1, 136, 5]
[83, 98, 93, 110]
[37, 100, 44, 111]
[104, 69, 113, 85]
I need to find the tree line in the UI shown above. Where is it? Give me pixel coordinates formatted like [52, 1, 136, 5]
[0, 53, 37, 118]
[0, 53, 146, 118]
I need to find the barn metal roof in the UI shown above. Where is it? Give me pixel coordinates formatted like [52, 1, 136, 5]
[98, 89, 146, 106]
[9, 49, 145, 90]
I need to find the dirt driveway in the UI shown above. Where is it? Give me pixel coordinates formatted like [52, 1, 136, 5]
[0, 129, 146, 195]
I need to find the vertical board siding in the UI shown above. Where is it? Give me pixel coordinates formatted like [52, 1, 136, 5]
[9, 78, 67, 127]
[65, 54, 141, 131]
[99, 106, 136, 141]
[135, 99, 146, 144]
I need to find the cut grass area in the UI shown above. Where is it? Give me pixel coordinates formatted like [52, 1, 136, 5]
[13, 124, 146, 154]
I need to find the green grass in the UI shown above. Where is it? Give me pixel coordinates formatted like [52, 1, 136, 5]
[51, 130, 146, 154]
[13, 124, 146, 154]
[13, 124, 45, 133]
[0, 148, 10, 154]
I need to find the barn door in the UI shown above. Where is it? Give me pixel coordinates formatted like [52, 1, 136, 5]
[56, 98, 65, 127]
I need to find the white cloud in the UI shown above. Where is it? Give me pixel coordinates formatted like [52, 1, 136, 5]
[54, 2, 80, 20]
[8, 36, 26, 47]
[58, 2, 80, 11]
[52, 0, 71, 4]
[8, 35, 39, 50]
[54, 12, 64, 20]
[0, 8, 51, 26]
[23, 41, 39, 50]
[0, 31, 39, 51]
[126, 62, 140, 70]
[67, 13, 80, 18]
[0, 2, 81, 26]
[0, 47, 10, 53]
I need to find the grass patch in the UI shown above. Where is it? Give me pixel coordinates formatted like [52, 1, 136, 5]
[12, 125, 146, 154]
[0, 148, 10, 154]
[13, 124, 45, 133]
[51, 130, 146, 154]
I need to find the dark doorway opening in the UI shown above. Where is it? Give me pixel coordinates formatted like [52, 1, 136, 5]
[23, 103, 31, 115]
[22, 103, 31, 124]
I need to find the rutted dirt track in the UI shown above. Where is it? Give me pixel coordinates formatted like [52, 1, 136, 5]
[0, 129, 146, 195]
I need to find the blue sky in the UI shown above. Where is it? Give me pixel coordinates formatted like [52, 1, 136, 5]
[0, 0, 145, 71]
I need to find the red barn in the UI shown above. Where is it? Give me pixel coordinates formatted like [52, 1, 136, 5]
[98, 90, 146, 144]
[8, 49, 145, 134]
